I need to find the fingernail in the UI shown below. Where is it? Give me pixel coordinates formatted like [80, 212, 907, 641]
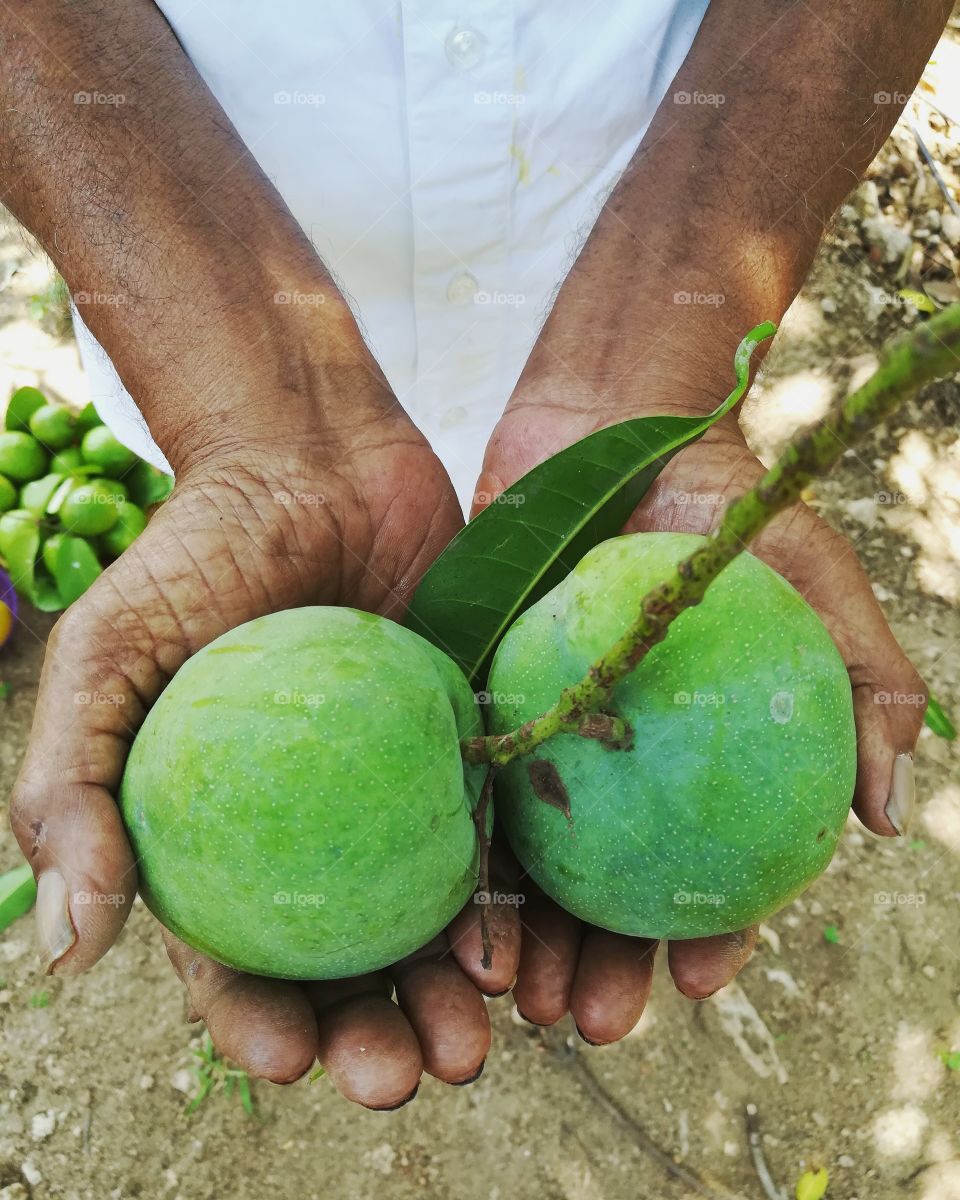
[485, 987, 510, 998]
[885, 752, 916, 835]
[574, 1023, 606, 1047]
[370, 1083, 419, 1112]
[36, 871, 77, 974]
[515, 1008, 550, 1027]
[451, 1060, 485, 1086]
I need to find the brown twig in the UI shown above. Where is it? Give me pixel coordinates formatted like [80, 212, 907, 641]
[473, 767, 496, 970]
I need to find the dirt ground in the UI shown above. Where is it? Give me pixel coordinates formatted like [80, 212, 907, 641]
[2, 30, 960, 1200]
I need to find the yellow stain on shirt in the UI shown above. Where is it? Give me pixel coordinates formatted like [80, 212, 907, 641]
[510, 142, 531, 185]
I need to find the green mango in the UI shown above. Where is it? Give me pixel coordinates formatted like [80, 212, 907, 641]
[489, 533, 856, 939]
[120, 607, 486, 979]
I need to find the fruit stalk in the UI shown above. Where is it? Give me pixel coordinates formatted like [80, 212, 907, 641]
[462, 302, 960, 766]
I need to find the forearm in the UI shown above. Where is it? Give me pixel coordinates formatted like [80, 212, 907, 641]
[0, 0, 393, 471]
[521, 0, 951, 419]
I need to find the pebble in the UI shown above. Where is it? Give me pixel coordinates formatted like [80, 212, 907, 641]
[941, 212, 960, 244]
[925, 208, 942, 230]
[20, 1160, 41, 1186]
[29, 1109, 56, 1141]
[170, 1069, 193, 1095]
[855, 180, 881, 218]
[862, 215, 912, 263]
[0, 1184, 29, 1200]
[838, 1155, 856, 1168]
[923, 964, 936, 979]
[723, 1140, 739, 1158]
[820, 296, 838, 315]
[138, 1073, 155, 1091]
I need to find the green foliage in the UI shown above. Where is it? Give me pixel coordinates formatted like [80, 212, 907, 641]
[0, 862, 37, 932]
[0, 387, 172, 614]
[925, 695, 956, 740]
[184, 1034, 257, 1118]
[406, 322, 776, 685]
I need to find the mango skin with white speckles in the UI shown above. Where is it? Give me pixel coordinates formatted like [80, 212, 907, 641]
[120, 608, 485, 979]
[489, 533, 856, 939]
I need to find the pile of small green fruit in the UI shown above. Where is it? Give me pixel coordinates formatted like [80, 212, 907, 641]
[0, 386, 172, 612]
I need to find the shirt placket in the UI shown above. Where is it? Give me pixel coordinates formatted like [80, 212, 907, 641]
[399, 0, 516, 469]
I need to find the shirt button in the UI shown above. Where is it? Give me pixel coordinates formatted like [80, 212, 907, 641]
[446, 271, 479, 304]
[444, 28, 485, 70]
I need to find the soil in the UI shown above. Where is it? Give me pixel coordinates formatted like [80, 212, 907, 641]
[2, 25, 960, 1200]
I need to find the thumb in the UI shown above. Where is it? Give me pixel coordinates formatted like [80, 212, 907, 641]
[9, 585, 170, 974]
[469, 471, 508, 520]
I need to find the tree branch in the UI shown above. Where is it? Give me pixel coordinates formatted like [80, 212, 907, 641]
[462, 304, 960, 767]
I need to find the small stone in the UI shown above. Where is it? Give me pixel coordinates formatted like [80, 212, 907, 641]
[855, 180, 881, 218]
[30, 1109, 56, 1141]
[862, 216, 912, 263]
[364, 1143, 396, 1175]
[922, 964, 936, 979]
[170, 1069, 193, 1095]
[0, 1184, 29, 1200]
[900, 545, 914, 558]
[138, 1073, 155, 1091]
[925, 209, 941, 230]
[723, 1140, 739, 1158]
[820, 296, 838, 315]
[941, 212, 960, 244]
[838, 1155, 856, 1168]
[20, 1159, 42, 1186]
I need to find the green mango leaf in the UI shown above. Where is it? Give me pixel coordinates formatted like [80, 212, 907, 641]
[46, 476, 78, 515]
[54, 535, 102, 606]
[925, 695, 956, 740]
[0, 861, 37, 931]
[6, 386, 47, 433]
[0, 511, 66, 612]
[20, 473, 65, 519]
[406, 321, 777, 685]
[0, 510, 41, 595]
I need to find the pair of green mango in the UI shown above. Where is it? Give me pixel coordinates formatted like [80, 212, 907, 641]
[121, 533, 855, 979]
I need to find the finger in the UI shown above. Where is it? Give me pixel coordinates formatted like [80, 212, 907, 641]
[391, 936, 491, 1084]
[569, 929, 658, 1044]
[9, 599, 150, 974]
[850, 666, 924, 838]
[306, 974, 423, 1110]
[445, 843, 522, 995]
[469, 470, 507, 519]
[512, 887, 582, 1025]
[164, 930, 318, 1083]
[756, 513, 926, 838]
[667, 927, 758, 999]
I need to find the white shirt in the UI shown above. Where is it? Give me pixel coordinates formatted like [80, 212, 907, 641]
[74, 0, 709, 511]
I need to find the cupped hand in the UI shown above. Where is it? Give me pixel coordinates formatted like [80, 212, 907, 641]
[474, 409, 925, 1043]
[10, 420, 520, 1107]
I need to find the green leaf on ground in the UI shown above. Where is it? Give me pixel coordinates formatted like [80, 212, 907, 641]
[0, 861, 38, 931]
[924, 695, 956, 740]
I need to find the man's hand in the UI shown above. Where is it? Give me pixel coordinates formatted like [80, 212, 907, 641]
[1, 0, 521, 1106]
[466, 0, 944, 1040]
[474, 412, 925, 1041]
[11, 420, 519, 1107]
